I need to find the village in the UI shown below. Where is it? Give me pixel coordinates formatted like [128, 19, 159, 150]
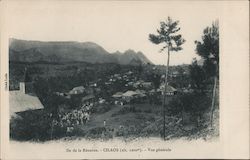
[9, 63, 198, 140]
[54, 69, 181, 106]
[52, 69, 184, 133]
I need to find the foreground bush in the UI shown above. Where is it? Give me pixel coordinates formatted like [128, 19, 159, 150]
[10, 110, 52, 141]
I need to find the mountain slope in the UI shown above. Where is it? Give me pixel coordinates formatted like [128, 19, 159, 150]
[9, 39, 153, 65]
[112, 49, 152, 65]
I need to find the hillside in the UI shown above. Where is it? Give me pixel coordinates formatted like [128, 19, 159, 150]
[9, 38, 153, 65]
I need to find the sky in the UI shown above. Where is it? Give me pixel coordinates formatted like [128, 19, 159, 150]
[4, 1, 220, 65]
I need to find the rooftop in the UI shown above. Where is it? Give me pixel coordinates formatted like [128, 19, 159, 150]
[9, 91, 44, 116]
[159, 85, 177, 92]
[122, 90, 138, 97]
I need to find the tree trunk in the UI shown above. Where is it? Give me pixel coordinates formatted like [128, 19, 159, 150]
[210, 75, 217, 128]
[162, 47, 170, 140]
[50, 120, 54, 140]
[181, 105, 184, 125]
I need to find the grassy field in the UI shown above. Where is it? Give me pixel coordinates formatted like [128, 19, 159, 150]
[85, 104, 162, 130]
[67, 100, 219, 141]
[70, 103, 162, 139]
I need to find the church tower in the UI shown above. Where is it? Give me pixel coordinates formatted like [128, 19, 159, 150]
[19, 67, 33, 94]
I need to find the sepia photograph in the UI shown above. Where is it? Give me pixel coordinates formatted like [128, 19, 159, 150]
[9, 12, 219, 143]
[0, 0, 249, 159]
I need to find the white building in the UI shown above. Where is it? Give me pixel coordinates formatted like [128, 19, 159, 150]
[10, 69, 44, 119]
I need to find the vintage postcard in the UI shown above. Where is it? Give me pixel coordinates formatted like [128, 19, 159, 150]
[0, 0, 249, 159]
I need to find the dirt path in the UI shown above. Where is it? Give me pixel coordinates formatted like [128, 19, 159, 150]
[82, 105, 124, 130]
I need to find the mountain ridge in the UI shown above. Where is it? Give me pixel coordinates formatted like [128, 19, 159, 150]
[9, 38, 153, 65]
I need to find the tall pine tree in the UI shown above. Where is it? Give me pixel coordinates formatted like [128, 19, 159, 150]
[195, 21, 219, 127]
[149, 17, 185, 140]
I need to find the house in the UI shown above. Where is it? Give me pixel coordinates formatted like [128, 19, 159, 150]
[114, 100, 124, 106]
[10, 91, 44, 117]
[54, 92, 71, 99]
[122, 90, 139, 102]
[114, 74, 120, 77]
[81, 94, 95, 105]
[135, 89, 146, 97]
[141, 82, 153, 89]
[112, 92, 124, 105]
[159, 84, 177, 96]
[69, 86, 85, 95]
[90, 83, 97, 87]
[9, 68, 44, 119]
[133, 81, 142, 88]
[127, 82, 134, 86]
[98, 98, 106, 104]
[105, 82, 112, 85]
[55, 92, 65, 96]
[122, 90, 138, 97]
[112, 92, 123, 98]
[170, 71, 179, 78]
[127, 71, 133, 75]
[182, 88, 194, 93]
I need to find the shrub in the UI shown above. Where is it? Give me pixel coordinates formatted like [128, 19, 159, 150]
[167, 92, 211, 130]
[94, 105, 113, 114]
[10, 110, 52, 141]
[85, 127, 113, 139]
[112, 106, 141, 117]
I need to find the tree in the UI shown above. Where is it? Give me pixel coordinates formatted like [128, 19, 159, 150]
[194, 21, 219, 127]
[136, 64, 143, 78]
[168, 92, 210, 128]
[189, 58, 206, 91]
[149, 17, 185, 140]
[147, 72, 161, 91]
[174, 66, 189, 88]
